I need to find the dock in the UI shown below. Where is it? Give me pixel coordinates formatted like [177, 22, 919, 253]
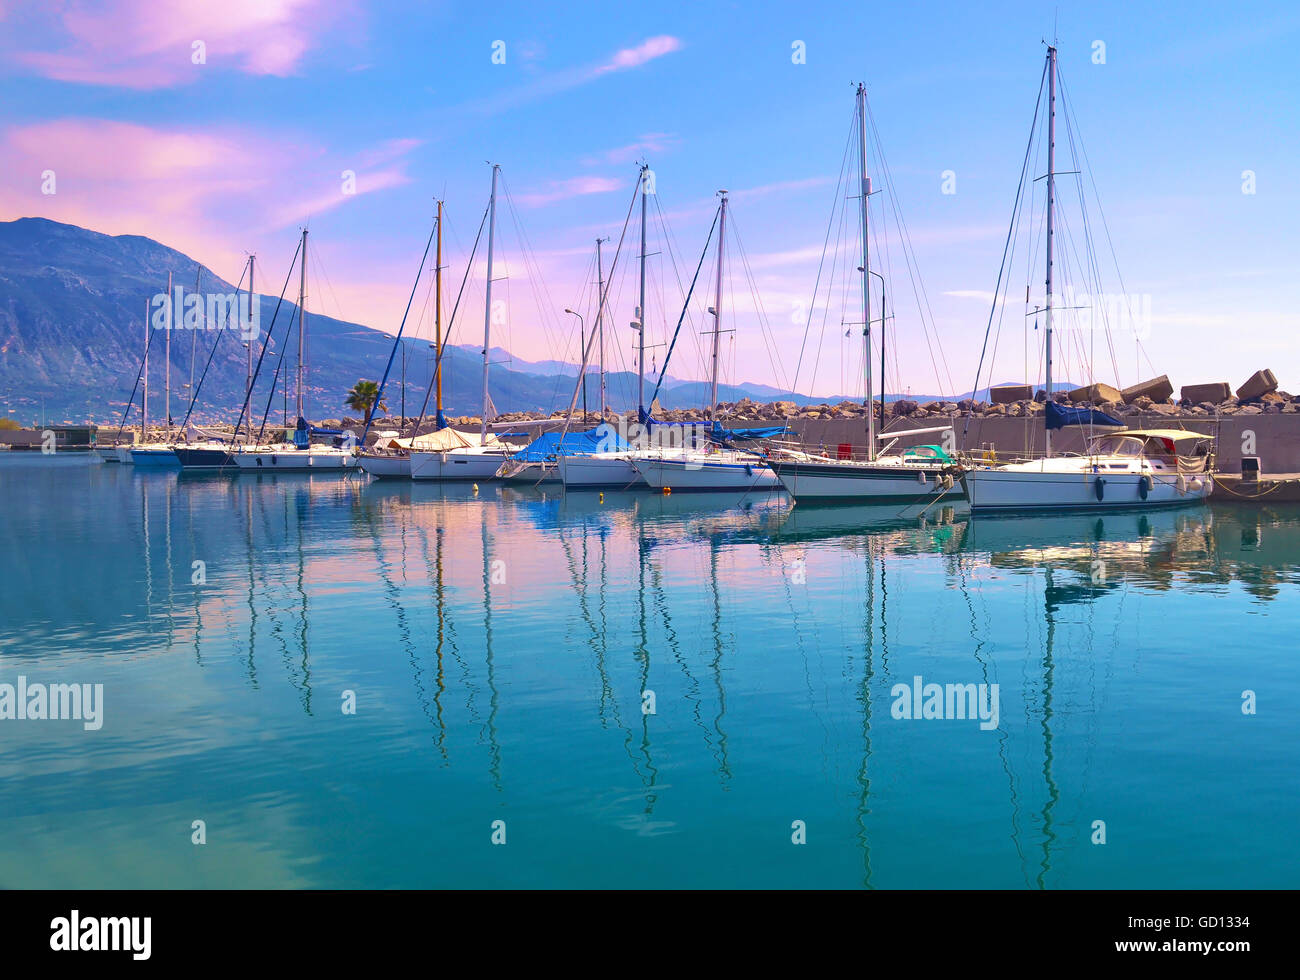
[1213, 473, 1300, 502]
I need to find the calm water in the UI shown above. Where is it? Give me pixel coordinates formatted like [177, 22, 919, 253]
[1, 453, 1295, 889]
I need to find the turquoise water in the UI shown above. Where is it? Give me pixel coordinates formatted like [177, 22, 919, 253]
[0, 453, 1295, 889]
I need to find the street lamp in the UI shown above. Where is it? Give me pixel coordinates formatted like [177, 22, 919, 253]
[564, 308, 586, 420]
[869, 268, 886, 428]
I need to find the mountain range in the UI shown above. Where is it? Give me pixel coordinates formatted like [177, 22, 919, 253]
[0, 218, 1012, 426]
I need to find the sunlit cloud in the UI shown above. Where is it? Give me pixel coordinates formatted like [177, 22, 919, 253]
[0, 118, 417, 276]
[592, 35, 683, 75]
[8, 0, 350, 89]
[463, 35, 684, 115]
[515, 176, 625, 208]
[583, 133, 680, 166]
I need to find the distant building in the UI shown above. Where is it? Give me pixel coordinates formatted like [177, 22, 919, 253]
[0, 425, 99, 450]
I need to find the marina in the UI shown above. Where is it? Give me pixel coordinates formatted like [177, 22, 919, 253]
[0, 0, 1293, 921]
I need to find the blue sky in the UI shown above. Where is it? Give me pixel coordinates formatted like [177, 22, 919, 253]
[2, 0, 1298, 397]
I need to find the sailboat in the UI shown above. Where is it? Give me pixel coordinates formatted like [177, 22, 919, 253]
[630, 190, 783, 493]
[410, 165, 522, 481]
[172, 258, 254, 469]
[962, 47, 1214, 512]
[232, 228, 357, 471]
[360, 202, 444, 480]
[104, 296, 153, 463]
[132, 271, 182, 467]
[764, 84, 963, 502]
[556, 165, 655, 491]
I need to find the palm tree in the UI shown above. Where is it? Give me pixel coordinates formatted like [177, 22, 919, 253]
[345, 380, 387, 427]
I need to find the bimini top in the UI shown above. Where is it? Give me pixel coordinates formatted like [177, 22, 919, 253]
[1098, 428, 1214, 443]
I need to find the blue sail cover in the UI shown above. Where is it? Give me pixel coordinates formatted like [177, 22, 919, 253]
[710, 421, 789, 441]
[508, 425, 629, 462]
[1045, 400, 1124, 430]
[637, 407, 787, 441]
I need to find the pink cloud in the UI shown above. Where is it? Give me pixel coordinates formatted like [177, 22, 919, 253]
[593, 35, 683, 75]
[583, 133, 679, 166]
[0, 118, 418, 278]
[515, 176, 625, 208]
[9, 0, 349, 89]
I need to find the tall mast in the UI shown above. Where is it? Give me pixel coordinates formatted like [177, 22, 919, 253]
[481, 164, 499, 442]
[857, 83, 875, 461]
[637, 164, 649, 419]
[247, 254, 255, 403]
[435, 200, 444, 427]
[190, 268, 199, 416]
[165, 269, 172, 432]
[709, 191, 727, 420]
[1044, 45, 1057, 458]
[142, 296, 149, 439]
[297, 228, 307, 422]
[595, 237, 606, 419]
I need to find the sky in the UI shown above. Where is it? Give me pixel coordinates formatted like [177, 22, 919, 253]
[2, 0, 1298, 399]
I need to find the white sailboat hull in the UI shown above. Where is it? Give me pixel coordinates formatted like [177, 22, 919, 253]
[409, 450, 508, 481]
[769, 458, 961, 502]
[358, 453, 411, 479]
[633, 454, 782, 492]
[232, 448, 357, 471]
[557, 453, 646, 490]
[964, 460, 1212, 512]
[500, 461, 561, 485]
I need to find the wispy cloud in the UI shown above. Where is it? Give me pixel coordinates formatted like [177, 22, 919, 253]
[592, 35, 682, 75]
[516, 176, 625, 208]
[584, 133, 680, 166]
[7, 0, 349, 89]
[464, 35, 684, 115]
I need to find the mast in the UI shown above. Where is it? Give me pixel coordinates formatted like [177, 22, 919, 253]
[247, 254, 255, 407]
[435, 200, 443, 428]
[1044, 45, 1057, 458]
[637, 164, 648, 419]
[190, 268, 200, 423]
[165, 269, 172, 432]
[595, 237, 606, 420]
[481, 164, 499, 443]
[857, 83, 875, 460]
[297, 228, 307, 423]
[709, 191, 727, 420]
[142, 297, 149, 440]
[880, 279, 887, 431]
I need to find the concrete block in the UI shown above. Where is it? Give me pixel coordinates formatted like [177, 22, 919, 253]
[990, 384, 1032, 404]
[1181, 382, 1231, 404]
[1121, 375, 1173, 404]
[1236, 369, 1278, 402]
[1068, 382, 1123, 404]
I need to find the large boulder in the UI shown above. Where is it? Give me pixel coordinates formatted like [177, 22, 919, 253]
[1236, 369, 1278, 402]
